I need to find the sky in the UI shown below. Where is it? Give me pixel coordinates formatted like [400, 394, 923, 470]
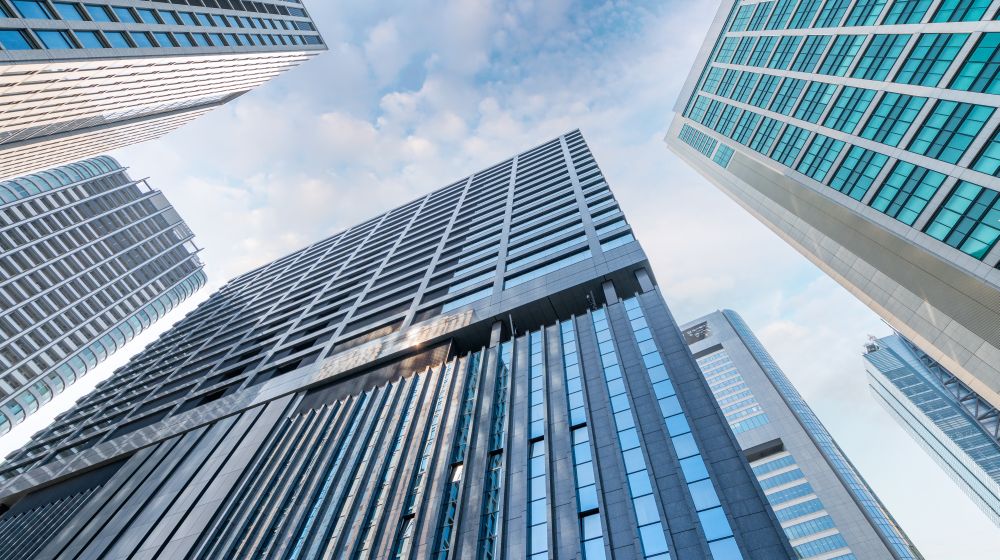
[3, 0, 998, 556]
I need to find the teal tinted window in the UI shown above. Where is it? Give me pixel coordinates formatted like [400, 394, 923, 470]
[751, 118, 782, 154]
[925, 182, 1000, 258]
[730, 4, 755, 31]
[733, 112, 762, 145]
[932, 0, 991, 22]
[679, 125, 717, 158]
[748, 36, 776, 66]
[791, 35, 831, 73]
[36, 30, 74, 49]
[0, 29, 35, 50]
[824, 87, 876, 133]
[789, 0, 823, 28]
[819, 35, 864, 76]
[816, 0, 852, 26]
[950, 33, 1000, 94]
[829, 146, 889, 199]
[732, 72, 759, 103]
[769, 35, 802, 70]
[772, 126, 810, 166]
[769, 78, 805, 115]
[852, 34, 910, 80]
[973, 127, 1000, 176]
[861, 93, 926, 147]
[797, 135, 845, 181]
[716, 37, 738, 63]
[701, 67, 724, 94]
[713, 105, 742, 136]
[846, 0, 888, 25]
[733, 37, 755, 65]
[702, 100, 724, 128]
[895, 34, 967, 86]
[718, 69, 739, 98]
[794, 82, 836, 123]
[75, 30, 104, 48]
[749, 2, 774, 30]
[766, 0, 798, 29]
[714, 145, 735, 167]
[750, 74, 780, 107]
[908, 101, 994, 164]
[53, 2, 83, 20]
[883, 0, 933, 23]
[687, 96, 710, 122]
[871, 161, 945, 224]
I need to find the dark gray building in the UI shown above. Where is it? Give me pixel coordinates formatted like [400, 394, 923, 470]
[683, 311, 920, 559]
[0, 155, 205, 437]
[0, 132, 792, 559]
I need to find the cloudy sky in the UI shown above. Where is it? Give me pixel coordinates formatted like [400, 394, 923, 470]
[3, 0, 998, 556]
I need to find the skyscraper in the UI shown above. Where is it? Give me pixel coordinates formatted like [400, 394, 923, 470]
[864, 333, 1000, 526]
[0, 132, 793, 559]
[0, 155, 205, 436]
[0, 0, 324, 179]
[683, 310, 920, 559]
[666, 1, 1000, 410]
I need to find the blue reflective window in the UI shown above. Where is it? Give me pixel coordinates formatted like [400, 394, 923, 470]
[179, 11, 197, 25]
[828, 146, 888, 200]
[951, 33, 1000, 94]
[14, 0, 52, 18]
[75, 30, 101, 48]
[750, 117, 781, 154]
[769, 78, 805, 115]
[768, 35, 801, 69]
[794, 82, 835, 123]
[104, 31, 131, 48]
[53, 2, 83, 20]
[895, 33, 968, 86]
[153, 32, 175, 47]
[112, 6, 137, 22]
[84, 4, 112, 21]
[789, 0, 823, 28]
[846, 0, 888, 25]
[925, 181, 1000, 259]
[137, 8, 159, 23]
[824, 87, 875, 133]
[748, 37, 775, 67]
[797, 135, 845, 182]
[816, 0, 851, 26]
[908, 100, 994, 164]
[0, 29, 35, 50]
[36, 30, 75, 49]
[680, 455, 710, 482]
[870, 161, 945, 225]
[932, 0, 990, 22]
[130, 32, 154, 47]
[791, 35, 831, 73]
[698, 507, 734, 541]
[861, 93, 926, 147]
[175, 33, 194, 47]
[709, 538, 744, 560]
[766, 0, 797, 29]
[771, 125, 810, 167]
[853, 34, 910, 80]
[748, 2, 774, 30]
[818, 35, 864, 76]
[689, 479, 721, 510]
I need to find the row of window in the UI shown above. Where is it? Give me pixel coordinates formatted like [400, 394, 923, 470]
[0, 26, 318, 51]
[526, 331, 548, 560]
[729, 0, 994, 34]
[697, 348, 770, 434]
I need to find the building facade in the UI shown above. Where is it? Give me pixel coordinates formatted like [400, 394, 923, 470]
[682, 310, 920, 560]
[0, 0, 324, 179]
[667, 0, 1000, 411]
[864, 332, 1000, 526]
[0, 155, 205, 436]
[0, 132, 794, 559]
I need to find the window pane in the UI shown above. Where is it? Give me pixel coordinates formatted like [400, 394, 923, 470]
[0, 30, 35, 50]
[36, 30, 74, 49]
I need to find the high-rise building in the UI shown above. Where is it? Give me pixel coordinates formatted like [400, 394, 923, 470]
[0, 0, 324, 179]
[864, 332, 1000, 526]
[682, 310, 920, 560]
[0, 132, 794, 560]
[0, 155, 205, 437]
[666, 1, 1000, 411]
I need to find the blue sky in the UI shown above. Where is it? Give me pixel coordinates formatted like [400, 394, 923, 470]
[2, 1, 997, 556]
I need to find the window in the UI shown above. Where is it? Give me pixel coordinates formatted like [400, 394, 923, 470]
[791, 35, 831, 73]
[815, 0, 851, 27]
[772, 126, 810, 167]
[861, 93, 926, 147]
[883, 0, 933, 23]
[0, 29, 35, 50]
[768, 35, 801, 70]
[732, 37, 755, 66]
[766, 0, 798, 29]
[84, 4, 112, 22]
[174, 33, 194, 47]
[53, 2, 84, 20]
[136, 8, 159, 24]
[717, 70, 739, 98]
[973, 127, 1000, 177]
[750, 118, 782, 154]
[951, 33, 1000, 94]
[732, 72, 758, 103]
[36, 30, 75, 49]
[74, 30, 104, 48]
[112, 6, 137, 23]
[797, 135, 845, 181]
[828, 146, 888, 200]
[908, 101, 994, 164]
[130, 32, 154, 48]
[748, 2, 774, 30]
[788, 0, 823, 28]
[769, 78, 805, 115]
[733, 112, 761, 145]
[932, 0, 991, 22]
[818, 35, 864, 76]
[794, 82, 835, 123]
[824, 87, 876, 133]
[178, 11, 197, 26]
[104, 31, 131, 48]
[846, 0, 888, 25]
[747, 37, 776, 67]
[870, 161, 945, 224]
[701, 67, 723, 94]
[716, 37, 738, 64]
[853, 34, 910, 80]
[925, 182, 1000, 259]
[153, 32, 175, 47]
[679, 125, 717, 158]
[714, 145, 735, 167]
[714, 105, 742, 137]
[749, 74, 779, 107]
[14, 0, 53, 19]
[895, 34, 968, 86]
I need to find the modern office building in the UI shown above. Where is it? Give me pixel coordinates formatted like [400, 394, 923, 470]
[667, 0, 1000, 411]
[683, 310, 920, 560]
[0, 0, 324, 179]
[0, 132, 794, 559]
[0, 155, 205, 437]
[864, 332, 1000, 526]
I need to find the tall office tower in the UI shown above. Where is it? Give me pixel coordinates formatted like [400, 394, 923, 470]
[683, 310, 920, 560]
[0, 0, 323, 179]
[667, 1, 1000, 411]
[0, 155, 205, 437]
[864, 333, 1000, 526]
[0, 132, 795, 560]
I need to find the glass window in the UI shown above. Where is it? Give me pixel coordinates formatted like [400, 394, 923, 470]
[766, 0, 797, 29]
[729, 4, 754, 32]
[709, 538, 743, 560]
[791, 35, 831, 73]
[788, 0, 823, 28]
[828, 146, 889, 200]
[74, 30, 103, 48]
[732, 112, 761, 145]
[951, 33, 1000, 94]
[932, 0, 991, 22]
[193, 33, 210, 46]
[36, 30, 75, 49]
[797, 134, 845, 182]
[53, 2, 83, 20]
[749, 74, 779, 107]
[818, 34, 864, 76]
[0, 29, 35, 50]
[112, 6, 137, 23]
[771, 125, 810, 167]
[689, 479, 722, 511]
[14, 0, 52, 18]
[732, 36, 755, 66]
[130, 32, 154, 47]
[748, 2, 774, 30]
[174, 33, 194, 47]
[883, 0, 933, 23]
[853, 34, 910, 80]
[925, 182, 1000, 259]
[973, 126, 1000, 177]
[698, 507, 735, 541]
[731, 72, 758, 103]
[768, 35, 801, 70]
[196, 13, 214, 26]
[824, 86, 876, 133]
[895, 33, 968, 86]
[769, 77, 805, 115]
[908, 100, 994, 164]
[815, 0, 851, 27]
[861, 92, 926, 147]
[136, 8, 159, 24]
[178, 11, 197, 25]
[846, 0, 888, 25]
[104, 31, 131, 48]
[84, 4, 111, 22]
[153, 32, 175, 47]
[750, 117, 782, 154]
[747, 36, 775, 67]
[794, 82, 835, 123]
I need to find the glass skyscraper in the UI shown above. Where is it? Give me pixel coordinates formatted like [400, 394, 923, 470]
[667, 0, 1000, 414]
[0, 0, 324, 179]
[864, 333, 1000, 526]
[0, 155, 205, 436]
[0, 132, 794, 559]
[683, 310, 920, 560]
